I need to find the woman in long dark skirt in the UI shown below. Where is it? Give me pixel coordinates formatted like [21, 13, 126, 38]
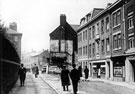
[60, 65, 70, 91]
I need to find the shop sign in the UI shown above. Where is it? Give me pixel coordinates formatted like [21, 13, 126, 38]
[114, 66, 123, 77]
[50, 53, 66, 57]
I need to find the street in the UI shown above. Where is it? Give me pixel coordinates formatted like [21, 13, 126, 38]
[9, 73, 58, 94]
[10, 72, 135, 94]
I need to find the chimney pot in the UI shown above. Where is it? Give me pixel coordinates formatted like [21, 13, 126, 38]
[60, 14, 66, 26]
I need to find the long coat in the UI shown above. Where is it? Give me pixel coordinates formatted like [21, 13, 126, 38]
[84, 68, 89, 79]
[18, 67, 26, 80]
[70, 68, 80, 81]
[60, 69, 70, 86]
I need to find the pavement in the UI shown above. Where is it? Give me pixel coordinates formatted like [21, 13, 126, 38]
[9, 72, 135, 94]
[39, 73, 88, 94]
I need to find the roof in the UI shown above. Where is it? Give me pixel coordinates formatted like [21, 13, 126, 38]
[6, 28, 22, 34]
[70, 24, 80, 31]
[50, 22, 77, 40]
[77, 0, 122, 32]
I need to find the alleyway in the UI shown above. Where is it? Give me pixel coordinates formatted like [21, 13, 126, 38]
[9, 72, 135, 94]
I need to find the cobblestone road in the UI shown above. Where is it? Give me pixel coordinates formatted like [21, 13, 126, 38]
[79, 81, 135, 94]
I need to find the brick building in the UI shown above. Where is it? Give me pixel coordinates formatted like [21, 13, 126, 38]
[49, 14, 79, 67]
[77, 0, 135, 82]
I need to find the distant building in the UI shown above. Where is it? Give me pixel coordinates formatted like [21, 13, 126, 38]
[22, 50, 50, 70]
[6, 22, 22, 58]
[49, 14, 79, 67]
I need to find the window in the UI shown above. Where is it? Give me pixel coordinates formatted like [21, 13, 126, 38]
[86, 30, 87, 40]
[113, 9, 121, 27]
[89, 44, 91, 58]
[83, 46, 85, 55]
[93, 43, 95, 57]
[96, 41, 100, 54]
[83, 31, 85, 41]
[101, 40, 104, 54]
[80, 47, 82, 56]
[106, 38, 110, 51]
[128, 16, 133, 29]
[113, 35, 117, 49]
[89, 27, 91, 40]
[117, 33, 122, 48]
[92, 26, 95, 38]
[96, 23, 99, 35]
[101, 20, 104, 34]
[113, 13, 117, 27]
[128, 37, 134, 49]
[117, 10, 121, 25]
[106, 17, 109, 32]
[86, 46, 88, 55]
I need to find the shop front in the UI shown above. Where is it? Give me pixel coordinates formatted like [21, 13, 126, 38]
[111, 56, 126, 82]
[91, 60, 106, 79]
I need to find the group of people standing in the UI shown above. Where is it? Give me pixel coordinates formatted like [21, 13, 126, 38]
[60, 64, 90, 94]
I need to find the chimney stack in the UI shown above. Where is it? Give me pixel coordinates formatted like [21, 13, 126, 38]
[60, 14, 66, 26]
[106, 3, 112, 8]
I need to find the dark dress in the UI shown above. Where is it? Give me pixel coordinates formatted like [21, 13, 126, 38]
[84, 68, 89, 79]
[18, 67, 26, 86]
[70, 68, 80, 94]
[61, 69, 70, 86]
[78, 66, 82, 78]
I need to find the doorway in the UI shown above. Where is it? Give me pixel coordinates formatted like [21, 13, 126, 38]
[131, 60, 135, 82]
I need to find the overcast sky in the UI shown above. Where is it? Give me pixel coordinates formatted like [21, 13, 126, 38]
[1, 0, 116, 52]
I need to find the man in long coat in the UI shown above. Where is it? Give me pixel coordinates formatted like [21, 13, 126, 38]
[70, 64, 80, 94]
[18, 64, 26, 86]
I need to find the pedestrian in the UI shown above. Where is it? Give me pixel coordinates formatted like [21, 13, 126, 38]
[18, 63, 26, 86]
[34, 64, 39, 78]
[60, 65, 70, 91]
[97, 66, 101, 78]
[78, 65, 82, 81]
[70, 64, 80, 94]
[84, 66, 89, 81]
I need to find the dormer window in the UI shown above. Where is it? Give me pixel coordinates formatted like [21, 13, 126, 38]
[80, 18, 85, 26]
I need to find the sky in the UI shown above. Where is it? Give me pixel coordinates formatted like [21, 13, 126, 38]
[1, 0, 116, 52]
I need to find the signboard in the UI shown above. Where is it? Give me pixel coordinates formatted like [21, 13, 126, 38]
[66, 40, 73, 55]
[114, 66, 123, 77]
[50, 53, 66, 57]
[50, 40, 59, 52]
